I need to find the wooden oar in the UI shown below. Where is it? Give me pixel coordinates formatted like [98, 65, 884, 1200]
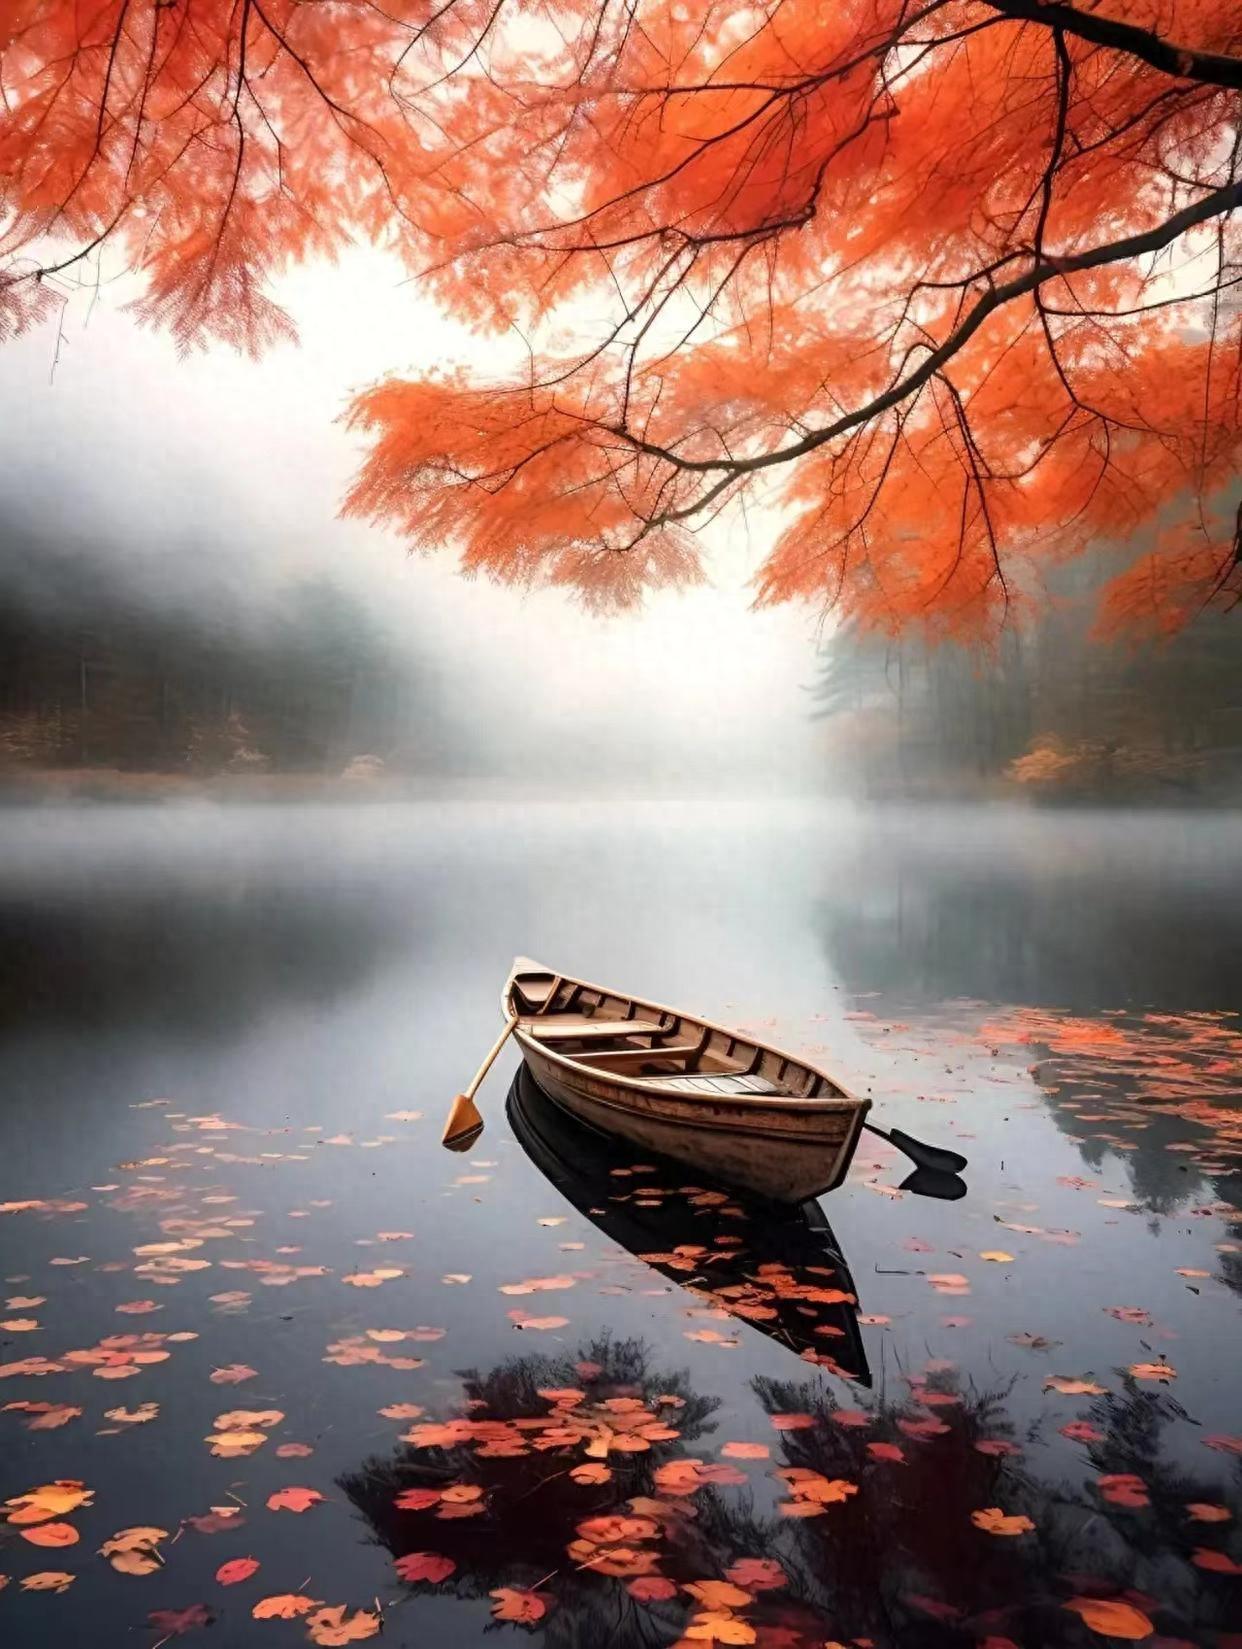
[863, 1122, 968, 1175]
[442, 1016, 519, 1151]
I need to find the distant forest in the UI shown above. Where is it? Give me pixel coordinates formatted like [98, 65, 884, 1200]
[812, 551, 1242, 802]
[0, 521, 429, 779]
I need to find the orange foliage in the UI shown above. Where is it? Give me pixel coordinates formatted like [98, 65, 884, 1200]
[1, 2, 1239, 629]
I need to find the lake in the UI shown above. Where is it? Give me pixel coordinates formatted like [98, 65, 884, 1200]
[1, 801, 1240, 1647]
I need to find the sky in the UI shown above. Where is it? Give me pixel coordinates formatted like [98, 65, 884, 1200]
[0, 245, 827, 790]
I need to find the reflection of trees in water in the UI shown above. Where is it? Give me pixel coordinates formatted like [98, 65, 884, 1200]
[338, 1330, 1240, 1647]
[1217, 1247, 1242, 1302]
[1028, 1051, 1240, 1222]
[0, 881, 406, 1033]
[746, 1370, 1241, 1646]
[815, 820, 1242, 1013]
[338, 1336, 742, 1649]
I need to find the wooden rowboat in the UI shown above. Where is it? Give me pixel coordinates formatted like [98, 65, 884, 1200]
[504, 957, 870, 1204]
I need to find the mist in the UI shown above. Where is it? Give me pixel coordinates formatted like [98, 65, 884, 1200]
[0, 248, 823, 796]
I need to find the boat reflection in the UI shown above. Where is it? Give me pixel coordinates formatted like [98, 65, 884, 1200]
[507, 1063, 877, 1381]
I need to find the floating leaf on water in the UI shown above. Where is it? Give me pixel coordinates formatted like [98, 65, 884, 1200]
[252, 1594, 320, 1619]
[216, 1557, 260, 1585]
[266, 1487, 323, 1513]
[867, 1441, 905, 1463]
[490, 1587, 552, 1624]
[22, 1522, 80, 1548]
[1191, 1548, 1242, 1574]
[507, 1311, 569, 1331]
[1128, 1361, 1176, 1383]
[570, 1462, 611, 1484]
[306, 1604, 381, 1644]
[1063, 1596, 1154, 1639]
[1186, 1503, 1232, 1522]
[971, 1507, 1035, 1536]
[627, 1577, 677, 1601]
[723, 1558, 786, 1591]
[2, 1401, 81, 1431]
[1097, 1474, 1149, 1509]
[394, 1551, 456, 1583]
[20, 1570, 75, 1592]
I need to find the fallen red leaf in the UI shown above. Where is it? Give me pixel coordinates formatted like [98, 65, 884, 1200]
[216, 1557, 260, 1585]
[490, 1587, 552, 1624]
[1063, 1596, 1154, 1639]
[724, 1558, 787, 1591]
[971, 1508, 1035, 1537]
[1098, 1474, 1149, 1510]
[867, 1442, 905, 1463]
[1191, 1548, 1242, 1574]
[252, 1594, 320, 1620]
[20, 1521, 79, 1547]
[306, 1604, 381, 1644]
[1186, 1503, 1232, 1523]
[266, 1487, 323, 1513]
[1060, 1421, 1104, 1443]
[394, 1551, 456, 1583]
[627, 1577, 677, 1602]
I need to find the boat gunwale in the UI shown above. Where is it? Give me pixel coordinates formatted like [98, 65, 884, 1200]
[503, 956, 866, 1117]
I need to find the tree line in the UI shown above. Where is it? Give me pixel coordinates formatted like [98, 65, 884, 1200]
[811, 551, 1242, 801]
[0, 530, 424, 778]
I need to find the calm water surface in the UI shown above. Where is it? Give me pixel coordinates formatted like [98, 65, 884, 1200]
[1, 802, 1239, 1648]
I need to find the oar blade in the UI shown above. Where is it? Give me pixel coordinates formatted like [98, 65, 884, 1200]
[442, 1093, 485, 1151]
[887, 1126, 968, 1175]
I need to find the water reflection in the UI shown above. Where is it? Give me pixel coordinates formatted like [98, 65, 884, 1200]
[0, 803, 1237, 1649]
[744, 1370, 1242, 1646]
[0, 879, 405, 1034]
[816, 807, 1242, 1010]
[507, 1066, 873, 1380]
[337, 1304, 1242, 1648]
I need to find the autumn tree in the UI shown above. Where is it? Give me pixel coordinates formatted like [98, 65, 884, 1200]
[1, 1, 1239, 631]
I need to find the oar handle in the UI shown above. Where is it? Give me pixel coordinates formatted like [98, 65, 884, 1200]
[463, 1015, 519, 1101]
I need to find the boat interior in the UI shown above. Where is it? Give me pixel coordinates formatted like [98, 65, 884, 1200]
[508, 965, 846, 1101]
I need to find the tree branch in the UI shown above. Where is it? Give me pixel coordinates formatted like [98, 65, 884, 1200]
[616, 177, 1242, 520]
[983, 0, 1242, 92]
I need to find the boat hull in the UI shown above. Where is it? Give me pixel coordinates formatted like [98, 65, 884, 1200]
[517, 1042, 867, 1203]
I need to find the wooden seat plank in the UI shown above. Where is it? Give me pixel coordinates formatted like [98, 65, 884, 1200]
[582, 1042, 701, 1067]
[635, 1073, 791, 1096]
[525, 1015, 666, 1041]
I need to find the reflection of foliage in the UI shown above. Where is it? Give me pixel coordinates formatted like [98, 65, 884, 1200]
[745, 1370, 1242, 1646]
[751, 1370, 1030, 1643]
[341, 1336, 720, 1594]
[340, 1336, 776, 1649]
[995, 1006, 1242, 1219]
[340, 1330, 1242, 1646]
